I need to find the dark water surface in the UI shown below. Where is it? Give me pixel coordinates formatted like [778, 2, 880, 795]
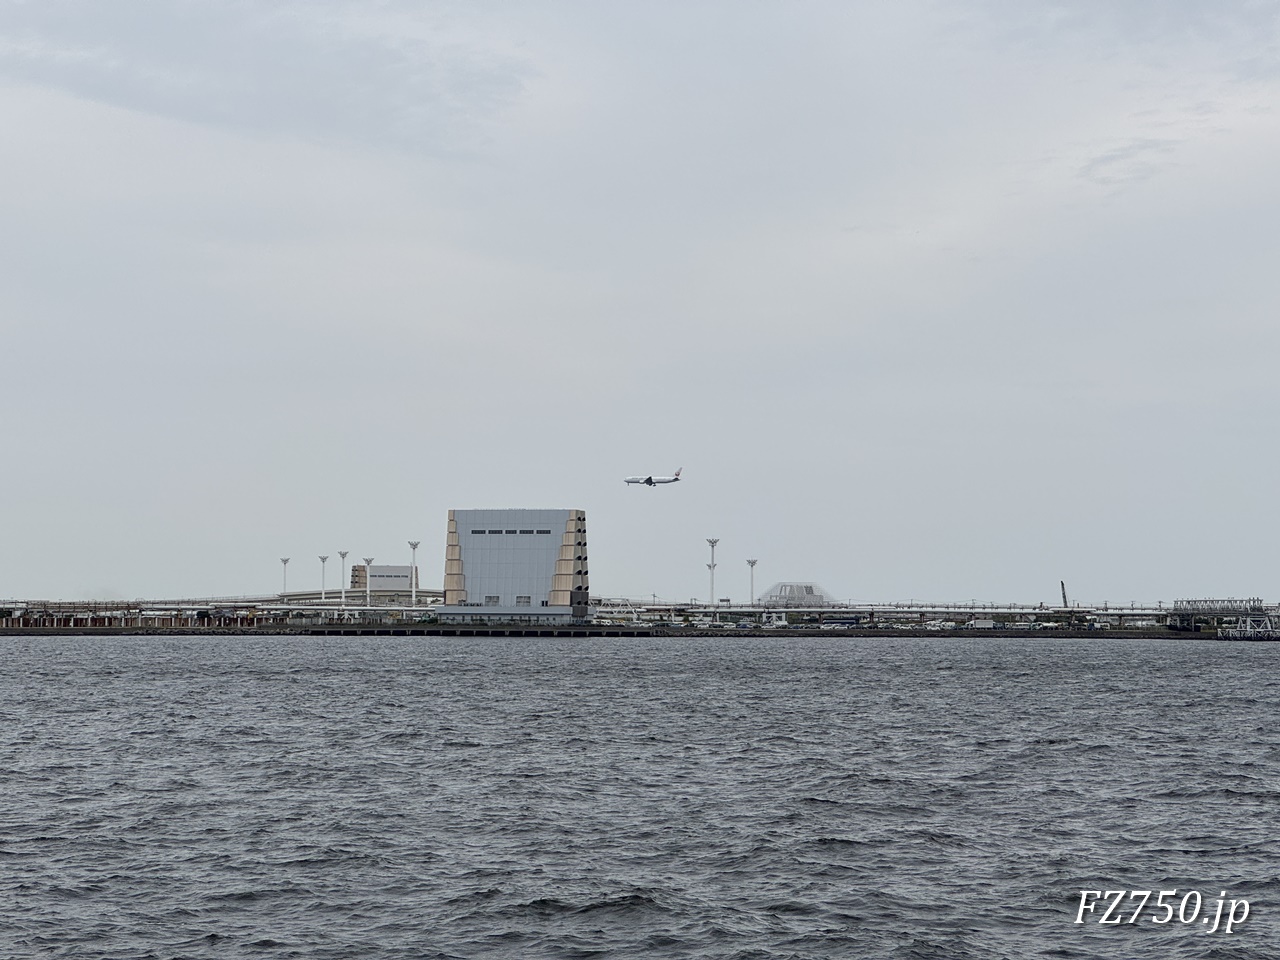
[3, 634, 1279, 959]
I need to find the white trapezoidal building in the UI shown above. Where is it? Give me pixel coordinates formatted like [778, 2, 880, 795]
[757, 582, 836, 606]
[438, 509, 592, 623]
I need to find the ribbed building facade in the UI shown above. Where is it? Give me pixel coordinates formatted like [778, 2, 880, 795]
[439, 509, 590, 622]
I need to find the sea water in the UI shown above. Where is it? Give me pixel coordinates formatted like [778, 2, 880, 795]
[3, 634, 1277, 959]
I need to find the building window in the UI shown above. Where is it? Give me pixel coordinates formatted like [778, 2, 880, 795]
[536, 529, 552, 534]
[471, 529, 486, 534]
[484, 596, 500, 605]
[519, 529, 534, 535]
[488, 529, 503, 534]
[516, 596, 531, 606]
[505, 529, 517, 534]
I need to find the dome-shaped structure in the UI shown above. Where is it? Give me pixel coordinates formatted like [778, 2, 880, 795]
[757, 582, 836, 606]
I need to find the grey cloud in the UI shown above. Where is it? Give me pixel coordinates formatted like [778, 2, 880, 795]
[965, 0, 1280, 72]
[0, 0, 529, 151]
[3, 1, 1280, 601]
[1079, 137, 1179, 187]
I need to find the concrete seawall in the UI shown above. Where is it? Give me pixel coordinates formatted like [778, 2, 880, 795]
[0, 625, 1192, 640]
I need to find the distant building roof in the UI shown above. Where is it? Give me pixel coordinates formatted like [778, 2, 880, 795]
[758, 582, 837, 606]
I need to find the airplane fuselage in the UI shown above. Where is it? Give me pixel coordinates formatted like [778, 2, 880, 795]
[624, 468, 682, 486]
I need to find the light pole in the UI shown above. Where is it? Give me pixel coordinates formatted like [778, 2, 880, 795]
[747, 559, 758, 605]
[280, 557, 290, 595]
[338, 551, 349, 605]
[319, 555, 329, 601]
[363, 557, 374, 607]
[408, 540, 420, 608]
[706, 538, 719, 606]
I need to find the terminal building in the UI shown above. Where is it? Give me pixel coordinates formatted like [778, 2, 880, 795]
[437, 509, 591, 623]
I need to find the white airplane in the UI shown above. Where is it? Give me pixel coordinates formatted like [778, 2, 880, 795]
[625, 468, 683, 487]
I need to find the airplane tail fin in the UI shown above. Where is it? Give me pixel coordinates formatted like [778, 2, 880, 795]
[674, 468, 682, 478]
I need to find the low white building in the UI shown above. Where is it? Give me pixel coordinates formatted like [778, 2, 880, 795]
[350, 565, 418, 592]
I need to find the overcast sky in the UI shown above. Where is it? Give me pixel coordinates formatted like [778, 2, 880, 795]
[2, 1, 1279, 605]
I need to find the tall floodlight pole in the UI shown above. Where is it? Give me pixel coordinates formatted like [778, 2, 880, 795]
[280, 557, 290, 595]
[319, 555, 329, 601]
[338, 551, 349, 605]
[706, 538, 719, 605]
[747, 559, 758, 605]
[408, 540, 420, 608]
[363, 557, 374, 607]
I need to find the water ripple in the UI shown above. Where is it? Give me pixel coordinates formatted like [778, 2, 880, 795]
[2, 634, 1278, 958]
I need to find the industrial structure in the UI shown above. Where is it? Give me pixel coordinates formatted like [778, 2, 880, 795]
[437, 508, 592, 623]
[1169, 598, 1280, 638]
